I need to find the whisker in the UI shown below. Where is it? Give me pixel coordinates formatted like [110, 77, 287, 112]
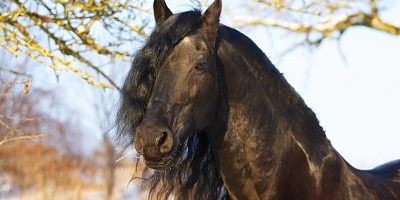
[115, 150, 141, 163]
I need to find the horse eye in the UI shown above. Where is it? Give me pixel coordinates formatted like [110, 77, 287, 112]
[194, 63, 207, 71]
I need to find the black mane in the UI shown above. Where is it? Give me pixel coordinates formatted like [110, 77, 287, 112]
[116, 10, 226, 200]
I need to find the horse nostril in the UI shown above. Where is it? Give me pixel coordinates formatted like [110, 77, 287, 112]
[156, 132, 168, 147]
[156, 131, 173, 154]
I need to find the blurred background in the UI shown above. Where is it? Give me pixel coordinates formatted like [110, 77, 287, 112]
[1, 0, 399, 199]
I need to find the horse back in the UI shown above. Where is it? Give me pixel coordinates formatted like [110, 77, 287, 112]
[370, 160, 400, 180]
[359, 160, 400, 199]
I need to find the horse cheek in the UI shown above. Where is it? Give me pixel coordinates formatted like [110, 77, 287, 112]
[189, 84, 199, 99]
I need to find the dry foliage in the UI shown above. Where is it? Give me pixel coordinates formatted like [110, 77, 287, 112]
[0, 142, 97, 190]
[0, 70, 140, 199]
[0, 69, 43, 147]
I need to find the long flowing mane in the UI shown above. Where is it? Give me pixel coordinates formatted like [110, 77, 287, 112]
[116, 10, 226, 200]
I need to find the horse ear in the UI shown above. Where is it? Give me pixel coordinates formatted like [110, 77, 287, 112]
[201, 0, 222, 46]
[154, 0, 173, 25]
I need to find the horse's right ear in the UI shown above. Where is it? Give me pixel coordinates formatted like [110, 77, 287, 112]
[201, 0, 222, 47]
[154, 0, 173, 25]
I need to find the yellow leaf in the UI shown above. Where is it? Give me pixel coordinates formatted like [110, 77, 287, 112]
[23, 79, 31, 94]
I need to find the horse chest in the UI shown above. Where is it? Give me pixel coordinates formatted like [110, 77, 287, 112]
[218, 131, 280, 199]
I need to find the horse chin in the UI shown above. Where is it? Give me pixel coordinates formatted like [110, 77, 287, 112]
[144, 156, 174, 170]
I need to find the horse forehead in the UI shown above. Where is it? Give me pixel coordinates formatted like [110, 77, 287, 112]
[181, 36, 193, 44]
[178, 36, 207, 50]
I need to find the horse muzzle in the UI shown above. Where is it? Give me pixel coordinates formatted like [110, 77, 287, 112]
[135, 120, 175, 170]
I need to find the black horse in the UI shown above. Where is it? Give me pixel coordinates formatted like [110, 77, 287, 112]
[117, 0, 400, 199]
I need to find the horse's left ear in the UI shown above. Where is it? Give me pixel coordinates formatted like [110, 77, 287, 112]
[201, 0, 222, 46]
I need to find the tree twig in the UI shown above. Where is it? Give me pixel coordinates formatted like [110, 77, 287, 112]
[0, 134, 47, 146]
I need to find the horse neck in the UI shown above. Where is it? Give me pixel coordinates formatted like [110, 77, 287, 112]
[212, 27, 357, 199]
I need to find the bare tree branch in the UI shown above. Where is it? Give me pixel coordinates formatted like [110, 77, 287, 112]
[235, 0, 400, 47]
[0, 134, 47, 146]
[237, 12, 400, 36]
[0, 0, 150, 89]
[0, 66, 30, 77]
